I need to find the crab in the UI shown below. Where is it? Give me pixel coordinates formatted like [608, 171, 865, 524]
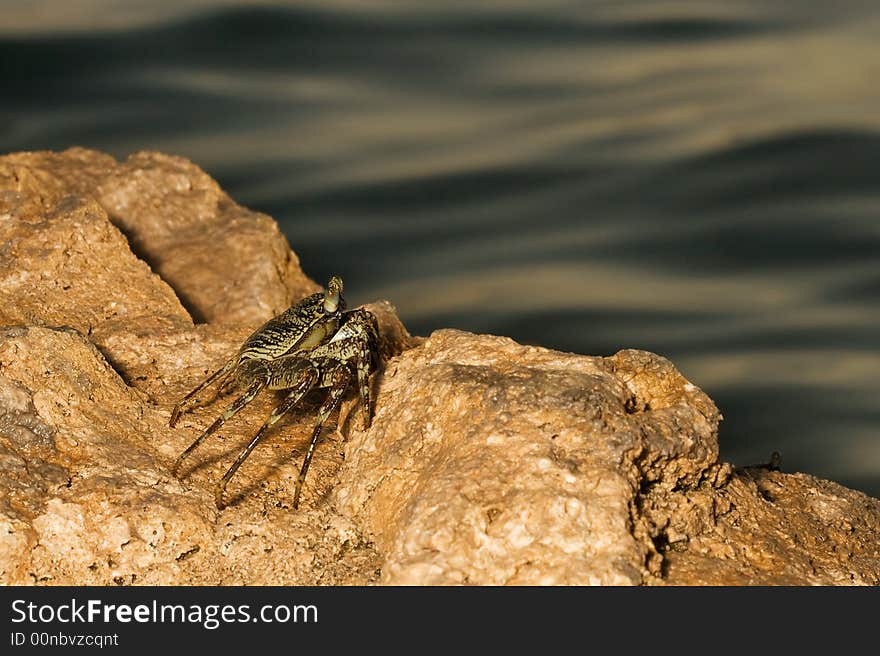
[169, 275, 380, 510]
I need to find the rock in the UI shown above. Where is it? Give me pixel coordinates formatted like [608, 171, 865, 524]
[334, 334, 879, 586]
[1, 148, 878, 585]
[655, 469, 880, 585]
[333, 332, 723, 584]
[0, 148, 316, 325]
[0, 194, 189, 335]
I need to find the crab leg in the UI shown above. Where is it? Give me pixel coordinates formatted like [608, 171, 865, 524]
[355, 342, 373, 431]
[215, 365, 319, 509]
[172, 377, 264, 477]
[169, 357, 238, 427]
[292, 364, 352, 509]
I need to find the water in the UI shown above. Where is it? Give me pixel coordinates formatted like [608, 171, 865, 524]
[2, 1, 878, 497]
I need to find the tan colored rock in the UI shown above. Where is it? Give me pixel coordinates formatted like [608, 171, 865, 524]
[1, 147, 877, 586]
[655, 469, 880, 585]
[0, 194, 189, 334]
[0, 148, 316, 325]
[333, 331, 723, 584]
[333, 331, 880, 585]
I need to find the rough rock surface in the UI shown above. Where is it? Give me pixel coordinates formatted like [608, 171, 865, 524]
[1, 148, 316, 325]
[334, 334, 723, 584]
[1, 148, 878, 585]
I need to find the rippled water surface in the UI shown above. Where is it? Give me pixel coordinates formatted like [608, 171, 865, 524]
[2, 1, 879, 496]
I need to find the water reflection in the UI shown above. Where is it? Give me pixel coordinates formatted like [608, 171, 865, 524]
[1, 1, 878, 496]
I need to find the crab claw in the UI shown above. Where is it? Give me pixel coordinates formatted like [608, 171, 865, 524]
[324, 276, 344, 313]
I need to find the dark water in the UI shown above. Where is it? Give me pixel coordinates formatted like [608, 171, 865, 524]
[2, 1, 878, 497]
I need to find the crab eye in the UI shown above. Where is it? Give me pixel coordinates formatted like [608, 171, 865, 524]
[323, 276, 343, 313]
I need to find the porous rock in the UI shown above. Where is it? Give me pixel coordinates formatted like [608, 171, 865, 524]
[333, 332, 723, 584]
[1, 148, 878, 586]
[0, 148, 316, 325]
[655, 469, 880, 585]
[333, 335, 880, 585]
